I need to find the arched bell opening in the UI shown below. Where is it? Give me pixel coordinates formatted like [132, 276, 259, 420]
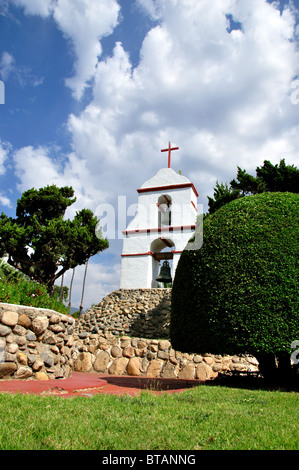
[157, 194, 172, 228]
[150, 238, 175, 288]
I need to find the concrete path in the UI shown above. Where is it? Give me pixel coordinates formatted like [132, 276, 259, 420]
[0, 372, 203, 398]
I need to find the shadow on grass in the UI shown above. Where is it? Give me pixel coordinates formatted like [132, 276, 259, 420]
[102, 372, 299, 393]
[207, 372, 299, 393]
[101, 375, 204, 392]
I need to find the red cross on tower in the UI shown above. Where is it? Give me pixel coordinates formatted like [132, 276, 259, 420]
[161, 141, 179, 168]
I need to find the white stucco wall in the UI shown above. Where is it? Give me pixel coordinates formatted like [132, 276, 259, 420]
[120, 167, 199, 289]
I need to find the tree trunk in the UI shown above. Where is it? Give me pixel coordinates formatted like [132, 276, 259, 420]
[276, 352, 295, 383]
[59, 273, 65, 300]
[255, 353, 277, 381]
[47, 265, 69, 297]
[79, 260, 89, 316]
[68, 268, 76, 310]
[47, 281, 55, 298]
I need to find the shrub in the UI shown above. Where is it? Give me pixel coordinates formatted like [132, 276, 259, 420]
[170, 192, 299, 380]
[0, 262, 69, 314]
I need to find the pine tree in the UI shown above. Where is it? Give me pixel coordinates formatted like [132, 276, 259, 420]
[0, 185, 109, 295]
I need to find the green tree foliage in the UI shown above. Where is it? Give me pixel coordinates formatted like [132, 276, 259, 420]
[0, 185, 109, 295]
[171, 192, 299, 381]
[208, 159, 299, 214]
[207, 181, 241, 215]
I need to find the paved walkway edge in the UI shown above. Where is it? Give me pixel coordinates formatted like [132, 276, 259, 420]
[0, 372, 203, 397]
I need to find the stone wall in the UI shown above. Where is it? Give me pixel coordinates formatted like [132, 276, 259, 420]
[0, 295, 260, 382]
[73, 288, 259, 380]
[74, 288, 258, 379]
[73, 331, 259, 380]
[76, 289, 172, 339]
[0, 303, 75, 380]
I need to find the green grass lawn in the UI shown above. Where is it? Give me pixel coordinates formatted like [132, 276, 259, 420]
[0, 381, 298, 450]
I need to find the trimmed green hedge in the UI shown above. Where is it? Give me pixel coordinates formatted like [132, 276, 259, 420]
[170, 192, 299, 360]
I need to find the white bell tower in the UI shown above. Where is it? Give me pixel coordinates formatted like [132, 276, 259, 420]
[120, 143, 199, 289]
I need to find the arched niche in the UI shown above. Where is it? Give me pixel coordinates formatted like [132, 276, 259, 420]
[157, 194, 172, 227]
[150, 238, 175, 287]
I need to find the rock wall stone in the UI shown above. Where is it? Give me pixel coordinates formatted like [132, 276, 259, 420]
[73, 332, 259, 380]
[0, 303, 75, 381]
[76, 289, 172, 339]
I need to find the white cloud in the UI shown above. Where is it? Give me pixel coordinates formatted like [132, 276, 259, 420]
[11, 0, 299, 210]
[0, 141, 12, 208]
[0, 1, 9, 17]
[136, 0, 161, 20]
[0, 52, 15, 81]
[13, 146, 63, 190]
[0, 51, 44, 88]
[12, 0, 121, 99]
[0, 193, 12, 208]
[12, 146, 108, 218]
[12, 0, 299, 186]
[0, 144, 7, 176]
[63, 0, 299, 210]
[11, 0, 55, 18]
[53, 0, 121, 99]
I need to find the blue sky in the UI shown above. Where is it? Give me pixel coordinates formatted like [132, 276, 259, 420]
[0, 0, 299, 309]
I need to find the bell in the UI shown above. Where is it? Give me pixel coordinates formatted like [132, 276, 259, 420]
[156, 261, 172, 284]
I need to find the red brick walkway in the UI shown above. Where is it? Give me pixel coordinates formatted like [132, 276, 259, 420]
[0, 372, 202, 398]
